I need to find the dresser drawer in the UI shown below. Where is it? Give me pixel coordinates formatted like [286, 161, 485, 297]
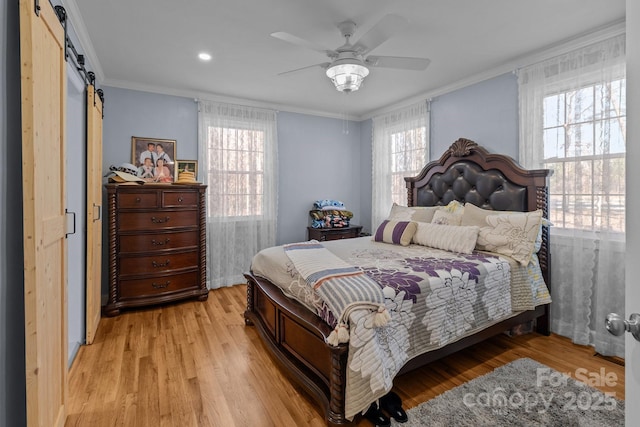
[323, 229, 359, 240]
[118, 210, 198, 231]
[119, 251, 199, 275]
[163, 191, 198, 208]
[119, 230, 199, 252]
[118, 271, 199, 299]
[308, 226, 362, 241]
[118, 192, 158, 208]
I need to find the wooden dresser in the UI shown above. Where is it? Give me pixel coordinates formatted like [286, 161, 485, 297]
[104, 183, 208, 316]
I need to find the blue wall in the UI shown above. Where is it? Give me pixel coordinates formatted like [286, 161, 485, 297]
[430, 73, 519, 159]
[356, 73, 519, 231]
[0, 1, 27, 425]
[277, 112, 362, 244]
[359, 119, 373, 233]
[102, 86, 198, 168]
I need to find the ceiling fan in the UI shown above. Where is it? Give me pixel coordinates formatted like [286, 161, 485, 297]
[271, 14, 431, 93]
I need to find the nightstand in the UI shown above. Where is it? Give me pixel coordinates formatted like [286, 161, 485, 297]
[307, 225, 363, 241]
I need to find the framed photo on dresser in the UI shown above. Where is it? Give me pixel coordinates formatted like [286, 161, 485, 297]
[176, 160, 198, 181]
[131, 136, 176, 183]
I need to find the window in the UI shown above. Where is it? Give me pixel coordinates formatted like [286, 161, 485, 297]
[205, 126, 265, 218]
[542, 79, 626, 232]
[198, 101, 277, 288]
[518, 34, 626, 359]
[390, 126, 428, 205]
[372, 101, 429, 229]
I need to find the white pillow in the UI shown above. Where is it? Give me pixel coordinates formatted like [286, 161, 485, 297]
[388, 203, 440, 223]
[477, 210, 543, 265]
[462, 203, 549, 254]
[413, 222, 480, 254]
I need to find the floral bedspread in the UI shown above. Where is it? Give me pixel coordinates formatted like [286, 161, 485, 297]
[250, 237, 550, 419]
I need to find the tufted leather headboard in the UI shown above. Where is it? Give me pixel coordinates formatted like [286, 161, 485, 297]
[405, 138, 553, 293]
[413, 161, 528, 211]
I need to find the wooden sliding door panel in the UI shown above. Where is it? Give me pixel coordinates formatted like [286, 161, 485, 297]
[86, 86, 103, 344]
[19, 1, 68, 426]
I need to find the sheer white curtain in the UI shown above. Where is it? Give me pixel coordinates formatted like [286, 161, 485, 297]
[198, 101, 278, 289]
[371, 101, 429, 230]
[519, 35, 626, 357]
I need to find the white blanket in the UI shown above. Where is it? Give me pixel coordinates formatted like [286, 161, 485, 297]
[283, 241, 389, 345]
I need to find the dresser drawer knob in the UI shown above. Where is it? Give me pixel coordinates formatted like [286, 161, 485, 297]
[178, 196, 184, 203]
[152, 260, 170, 268]
[151, 216, 171, 224]
[151, 281, 170, 289]
[135, 197, 141, 203]
[151, 238, 170, 246]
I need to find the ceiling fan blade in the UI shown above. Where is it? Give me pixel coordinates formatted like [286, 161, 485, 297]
[365, 56, 431, 70]
[277, 62, 331, 76]
[271, 32, 336, 56]
[352, 14, 408, 55]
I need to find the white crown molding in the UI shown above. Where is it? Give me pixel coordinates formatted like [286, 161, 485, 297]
[101, 78, 355, 121]
[361, 19, 626, 120]
[61, 0, 105, 83]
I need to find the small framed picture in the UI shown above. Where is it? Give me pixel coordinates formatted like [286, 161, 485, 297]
[176, 160, 198, 181]
[131, 136, 176, 183]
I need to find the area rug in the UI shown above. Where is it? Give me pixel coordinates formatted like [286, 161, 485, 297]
[391, 358, 624, 427]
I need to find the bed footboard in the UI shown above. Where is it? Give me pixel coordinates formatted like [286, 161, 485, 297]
[244, 272, 351, 426]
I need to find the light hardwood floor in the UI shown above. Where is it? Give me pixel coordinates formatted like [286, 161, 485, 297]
[66, 285, 624, 426]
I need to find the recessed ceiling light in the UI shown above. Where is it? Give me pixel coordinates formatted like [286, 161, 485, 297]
[198, 52, 212, 61]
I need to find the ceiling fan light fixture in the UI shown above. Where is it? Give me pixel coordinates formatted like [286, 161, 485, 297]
[325, 60, 369, 93]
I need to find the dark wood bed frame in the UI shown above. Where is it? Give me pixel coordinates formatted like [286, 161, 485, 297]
[244, 138, 552, 426]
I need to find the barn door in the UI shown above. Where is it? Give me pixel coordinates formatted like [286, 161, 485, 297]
[85, 86, 103, 344]
[19, 1, 68, 426]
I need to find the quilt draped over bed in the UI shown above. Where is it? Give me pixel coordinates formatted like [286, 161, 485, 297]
[283, 241, 390, 345]
[252, 237, 550, 419]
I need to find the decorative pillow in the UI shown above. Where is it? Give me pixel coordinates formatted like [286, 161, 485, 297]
[461, 202, 495, 228]
[462, 203, 549, 254]
[413, 222, 480, 254]
[477, 210, 543, 265]
[373, 220, 417, 246]
[431, 209, 462, 226]
[387, 203, 439, 223]
[441, 200, 465, 214]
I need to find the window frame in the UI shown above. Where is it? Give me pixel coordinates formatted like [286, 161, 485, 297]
[540, 75, 626, 236]
[204, 123, 268, 220]
[388, 125, 428, 206]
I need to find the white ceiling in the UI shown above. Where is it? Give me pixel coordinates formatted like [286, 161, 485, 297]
[69, 0, 625, 119]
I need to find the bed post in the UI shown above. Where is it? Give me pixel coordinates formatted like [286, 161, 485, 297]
[327, 347, 349, 426]
[245, 278, 255, 326]
[535, 184, 551, 336]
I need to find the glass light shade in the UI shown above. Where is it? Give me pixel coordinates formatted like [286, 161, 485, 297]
[326, 62, 370, 92]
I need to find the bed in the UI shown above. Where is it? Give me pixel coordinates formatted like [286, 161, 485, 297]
[243, 138, 552, 426]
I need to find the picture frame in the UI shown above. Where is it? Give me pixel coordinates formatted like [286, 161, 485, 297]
[176, 160, 198, 181]
[131, 136, 176, 183]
